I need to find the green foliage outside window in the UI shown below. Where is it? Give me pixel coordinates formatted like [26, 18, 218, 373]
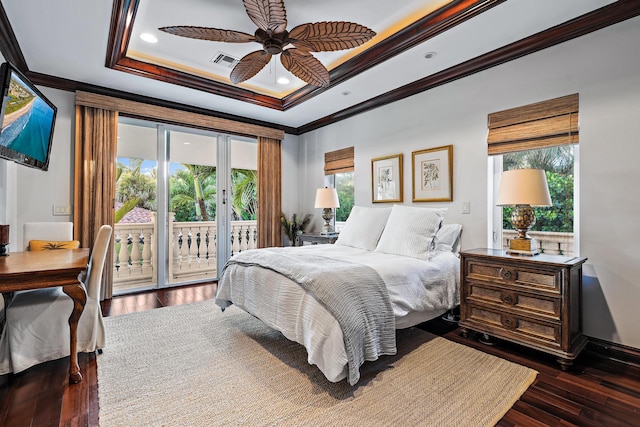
[502, 147, 574, 233]
[116, 158, 258, 223]
[334, 171, 354, 222]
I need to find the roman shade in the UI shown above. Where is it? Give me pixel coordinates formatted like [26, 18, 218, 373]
[487, 93, 579, 155]
[324, 146, 354, 175]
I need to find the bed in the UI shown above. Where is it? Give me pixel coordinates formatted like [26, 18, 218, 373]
[215, 204, 462, 385]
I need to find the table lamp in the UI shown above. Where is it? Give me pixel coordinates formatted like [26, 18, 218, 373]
[496, 169, 552, 255]
[0, 224, 9, 256]
[314, 187, 340, 235]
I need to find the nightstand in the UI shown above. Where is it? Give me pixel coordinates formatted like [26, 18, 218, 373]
[297, 233, 338, 245]
[459, 248, 587, 370]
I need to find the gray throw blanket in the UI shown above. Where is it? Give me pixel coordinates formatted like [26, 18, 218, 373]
[224, 247, 396, 385]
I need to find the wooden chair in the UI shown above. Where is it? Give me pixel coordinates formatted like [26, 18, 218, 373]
[0, 225, 112, 374]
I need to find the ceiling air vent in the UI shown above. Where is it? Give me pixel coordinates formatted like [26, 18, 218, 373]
[211, 52, 239, 68]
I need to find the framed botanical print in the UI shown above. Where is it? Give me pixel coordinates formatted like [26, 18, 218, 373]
[372, 153, 403, 203]
[411, 145, 453, 202]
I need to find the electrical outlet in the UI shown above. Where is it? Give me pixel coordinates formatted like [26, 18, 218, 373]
[461, 201, 470, 214]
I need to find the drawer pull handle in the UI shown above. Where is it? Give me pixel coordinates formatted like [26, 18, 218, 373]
[502, 316, 519, 329]
[499, 268, 514, 281]
[501, 293, 515, 304]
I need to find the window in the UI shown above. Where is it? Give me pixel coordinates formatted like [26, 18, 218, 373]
[334, 171, 354, 223]
[492, 146, 577, 255]
[324, 147, 354, 230]
[488, 94, 579, 256]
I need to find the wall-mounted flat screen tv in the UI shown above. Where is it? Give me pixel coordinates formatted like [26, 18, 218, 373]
[0, 62, 57, 171]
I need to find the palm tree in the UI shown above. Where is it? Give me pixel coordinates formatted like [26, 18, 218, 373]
[115, 159, 156, 220]
[181, 164, 216, 221]
[170, 166, 216, 222]
[231, 169, 257, 220]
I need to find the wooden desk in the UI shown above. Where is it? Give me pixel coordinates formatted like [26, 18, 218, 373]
[0, 248, 90, 383]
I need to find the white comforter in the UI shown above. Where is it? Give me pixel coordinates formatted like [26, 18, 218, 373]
[215, 244, 460, 383]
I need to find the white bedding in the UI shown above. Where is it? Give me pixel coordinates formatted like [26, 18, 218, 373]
[215, 244, 460, 383]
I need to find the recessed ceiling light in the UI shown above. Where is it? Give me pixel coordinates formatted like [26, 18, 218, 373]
[140, 33, 158, 43]
[277, 77, 290, 85]
[342, 91, 351, 96]
[424, 51, 437, 59]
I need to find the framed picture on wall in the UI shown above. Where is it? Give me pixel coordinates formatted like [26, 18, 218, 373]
[372, 153, 403, 203]
[411, 145, 453, 202]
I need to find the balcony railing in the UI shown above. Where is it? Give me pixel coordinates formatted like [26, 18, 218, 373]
[113, 214, 257, 294]
[502, 230, 574, 256]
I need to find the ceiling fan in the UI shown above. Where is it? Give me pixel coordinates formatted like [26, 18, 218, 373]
[158, 0, 376, 88]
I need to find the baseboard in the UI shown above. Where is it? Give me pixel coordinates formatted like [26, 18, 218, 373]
[585, 336, 640, 368]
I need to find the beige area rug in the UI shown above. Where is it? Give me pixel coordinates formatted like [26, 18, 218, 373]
[98, 300, 537, 426]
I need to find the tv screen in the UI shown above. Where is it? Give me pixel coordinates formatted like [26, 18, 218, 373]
[0, 62, 57, 171]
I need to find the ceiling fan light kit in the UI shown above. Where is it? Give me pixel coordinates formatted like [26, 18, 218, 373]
[159, 0, 376, 88]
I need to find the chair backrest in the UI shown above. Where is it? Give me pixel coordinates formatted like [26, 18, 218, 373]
[83, 225, 113, 300]
[23, 222, 74, 251]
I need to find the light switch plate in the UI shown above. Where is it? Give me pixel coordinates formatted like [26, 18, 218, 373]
[53, 205, 72, 216]
[461, 201, 470, 214]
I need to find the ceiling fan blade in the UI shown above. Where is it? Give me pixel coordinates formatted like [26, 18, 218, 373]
[281, 48, 330, 87]
[243, 0, 287, 34]
[158, 26, 256, 43]
[289, 22, 376, 52]
[230, 50, 272, 84]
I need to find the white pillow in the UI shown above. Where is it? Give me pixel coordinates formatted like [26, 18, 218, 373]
[335, 206, 392, 250]
[375, 205, 446, 259]
[435, 223, 463, 255]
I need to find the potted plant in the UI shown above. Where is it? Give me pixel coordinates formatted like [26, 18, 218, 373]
[280, 213, 312, 246]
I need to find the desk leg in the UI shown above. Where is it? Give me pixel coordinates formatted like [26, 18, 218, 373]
[62, 283, 87, 384]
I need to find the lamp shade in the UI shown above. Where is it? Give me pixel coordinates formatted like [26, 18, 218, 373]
[496, 169, 552, 207]
[314, 187, 340, 208]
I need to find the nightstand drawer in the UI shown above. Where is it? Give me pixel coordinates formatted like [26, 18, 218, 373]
[466, 302, 561, 348]
[466, 259, 561, 294]
[467, 282, 561, 320]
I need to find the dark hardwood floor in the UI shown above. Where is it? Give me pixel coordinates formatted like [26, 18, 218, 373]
[1, 283, 638, 426]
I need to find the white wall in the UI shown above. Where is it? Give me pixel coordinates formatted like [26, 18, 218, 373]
[298, 17, 640, 349]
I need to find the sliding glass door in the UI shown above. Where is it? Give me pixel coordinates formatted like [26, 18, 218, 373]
[114, 118, 256, 294]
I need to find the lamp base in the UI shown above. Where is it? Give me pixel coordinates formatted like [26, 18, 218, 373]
[0, 244, 8, 256]
[319, 224, 336, 235]
[320, 208, 335, 235]
[507, 237, 540, 256]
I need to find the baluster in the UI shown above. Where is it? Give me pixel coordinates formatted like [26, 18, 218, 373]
[172, 227, 180, 277]
[118, 232, 130, 275]
[130, 230, 141, 272]
[141, 229, 152, 275]
[253, 228, 257, 249]
[114, 232, 122, 274]
[237, 228, 243, 253]
[196, 231, 201, 260]
[187, 230, 194, 266]
[213, 231, 217, 260]
[205, 230, 210, 260]
[230, 231, 235, 257]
